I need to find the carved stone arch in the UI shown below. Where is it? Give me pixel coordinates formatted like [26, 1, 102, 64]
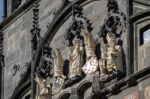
[58, 91, 71, 99]
[32, 0, 126, 98]
[32, 0, 107, 83]
[130, 8, 150, 22]
[77, 81, 92, 99]
[11, 80, 31, 99]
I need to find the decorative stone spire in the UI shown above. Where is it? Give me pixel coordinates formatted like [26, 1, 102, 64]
[30, 0, 41, 51]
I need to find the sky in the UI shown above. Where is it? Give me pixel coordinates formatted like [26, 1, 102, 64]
[0, 0, 2, 22]
[144, 29, 150, 44]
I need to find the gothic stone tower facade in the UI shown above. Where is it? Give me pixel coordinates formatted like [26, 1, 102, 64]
[0, 0, 150, 99]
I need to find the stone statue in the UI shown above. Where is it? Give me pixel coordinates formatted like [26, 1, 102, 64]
[51, 49, 66, 95]
[53, 48, 65, 79]
[106, 32, 122, 73]
[69, 37, 84, 78]
[99, 37, 108, 75]
[35, 75, 52, 99]
[81, 27, 98, 75]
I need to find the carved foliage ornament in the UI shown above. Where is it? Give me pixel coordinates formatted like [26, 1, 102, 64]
[65, 4, 92, 47]
[99, 0, 126, 37]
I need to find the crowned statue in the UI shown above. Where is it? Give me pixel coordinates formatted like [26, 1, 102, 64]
[69, 37, 84, 79]
[106, 32, 122, 73]
[99, 37, 108, 75]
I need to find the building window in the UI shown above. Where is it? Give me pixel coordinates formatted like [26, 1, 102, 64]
[140, 28, 150, 45]
[7, 0, 11, 15]
[6, 0, 23, 16]
[143, 29, 150, 44]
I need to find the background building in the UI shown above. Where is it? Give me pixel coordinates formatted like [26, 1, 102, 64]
[0, 0, 150, 99]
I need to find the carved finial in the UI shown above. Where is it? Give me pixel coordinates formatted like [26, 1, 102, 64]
[107, 0, 119, 13]
[30, 0, 41, 51]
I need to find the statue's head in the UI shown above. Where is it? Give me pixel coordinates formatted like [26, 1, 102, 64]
[106, 32, 116, 46]
[72, 37, 80, 46]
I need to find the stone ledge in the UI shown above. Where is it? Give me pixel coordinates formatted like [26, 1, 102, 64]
[53, 75, 93, 99]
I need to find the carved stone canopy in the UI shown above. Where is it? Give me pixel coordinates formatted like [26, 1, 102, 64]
[35, 44, 53, 78]
[65, 4, 92, 47]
